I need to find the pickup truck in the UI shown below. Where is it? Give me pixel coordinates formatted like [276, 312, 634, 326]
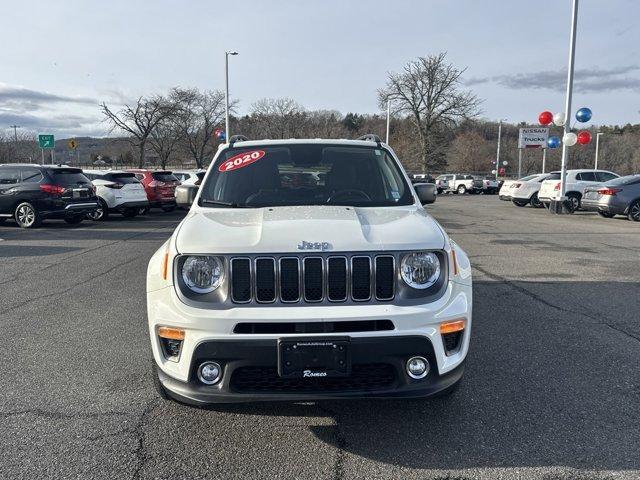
[147, 135, 472, 405]
[435, 174, 483, 194]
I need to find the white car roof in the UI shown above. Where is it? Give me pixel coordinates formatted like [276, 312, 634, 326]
[219, 138, 385, 150]
[83, 169, 132, 175]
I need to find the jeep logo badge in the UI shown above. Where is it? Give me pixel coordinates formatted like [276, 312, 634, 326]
[297, 241, 331, 251]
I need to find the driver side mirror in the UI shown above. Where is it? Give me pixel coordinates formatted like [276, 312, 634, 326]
[414, 183, 437, 205]
[175, 184, 199, 208]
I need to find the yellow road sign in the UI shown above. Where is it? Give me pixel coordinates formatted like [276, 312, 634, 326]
[68, 139, 78, 150]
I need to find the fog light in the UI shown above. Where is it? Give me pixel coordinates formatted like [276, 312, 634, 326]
[198, 361, 222, 385]
[406, 356, 429, 379]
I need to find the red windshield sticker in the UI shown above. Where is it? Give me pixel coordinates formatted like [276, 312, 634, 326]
[218, 150, 265, 172]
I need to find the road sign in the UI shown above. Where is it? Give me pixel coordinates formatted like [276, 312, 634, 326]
[518, 128, 549, 149]
[68, 139, 78, 150]
[39, 134, 55, 149]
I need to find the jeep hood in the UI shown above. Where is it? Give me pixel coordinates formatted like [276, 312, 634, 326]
[175, 205, 446, 254]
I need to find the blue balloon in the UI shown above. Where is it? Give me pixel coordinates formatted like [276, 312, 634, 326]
[576, 107, 592, 123]
[547, 136, 561, 149]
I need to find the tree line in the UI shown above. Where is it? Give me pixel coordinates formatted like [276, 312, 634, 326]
[2, 52, 639, 176]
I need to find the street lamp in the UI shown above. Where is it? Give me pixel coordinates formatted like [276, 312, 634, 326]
[495, 119, 507, 180]
[225, 50, 238, 143]
[594, 132, 604, 169]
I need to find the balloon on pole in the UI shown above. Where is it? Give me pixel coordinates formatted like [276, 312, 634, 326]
[577, 131, 592, 145]
[547, 136, 561, 149]
[538, 111, 553, 125]
[553, 112, 566, 127]
[575, 107, 592, 123]
[563, 132, 578, 146]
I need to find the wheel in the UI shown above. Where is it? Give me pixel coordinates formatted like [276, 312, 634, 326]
[121, 208, 138, 218]
[598, 211, 615, 219]
[64, 216, 84, 225]
[436, 188, 443, 195]
[14, 202, 41, 228]
[567, 193, 581, 211]
[139, 206, 150, 215]
[433, 379, 462, 398]
[87, 199, 108, 221]
[151, 361, 170, 401]
[628, 200, 640, 222]
[512, 200, 528, 207]
[457, 185, 467, 195]
[530, 193, 543, 208]
[161, 205, 176, 213]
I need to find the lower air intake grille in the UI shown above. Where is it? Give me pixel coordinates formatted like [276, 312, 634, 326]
[230, 364, 396, 393]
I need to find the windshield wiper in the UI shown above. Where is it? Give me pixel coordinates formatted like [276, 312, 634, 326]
[199, 199, 244, 208]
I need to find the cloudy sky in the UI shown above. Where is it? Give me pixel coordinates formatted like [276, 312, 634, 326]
[1, 0, 639, 139]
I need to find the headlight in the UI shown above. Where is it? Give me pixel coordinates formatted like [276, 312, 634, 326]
[181, 256, 224, 293]
[401, 252, 440, 289]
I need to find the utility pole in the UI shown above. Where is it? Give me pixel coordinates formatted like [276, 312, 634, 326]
[385, 100, 390, 144]
[10, 125, 20, 142]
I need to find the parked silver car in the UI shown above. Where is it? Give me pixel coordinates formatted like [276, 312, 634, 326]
[582, 174, 640, 221]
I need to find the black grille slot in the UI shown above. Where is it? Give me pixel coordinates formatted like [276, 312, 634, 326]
[279, 258, 300, 302]
[303, 257, 323, 302]
[327, 257, 347, 301]
[375, 256, 395, 300]
[351, 256, 371, 301]
[233, 320, 394, 334]
[230, 258, 251, 303]
[255, 258, 276, 302]
[230, 364, 396, 393]
[443, 331, 463, 355]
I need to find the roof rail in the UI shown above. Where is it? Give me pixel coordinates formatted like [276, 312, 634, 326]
[356, 134, 382, 145]
[228, 135, 249, 146]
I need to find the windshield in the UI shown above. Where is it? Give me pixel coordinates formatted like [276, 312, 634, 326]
[199, 144, 413, 208]
[519, 175, 538, 182]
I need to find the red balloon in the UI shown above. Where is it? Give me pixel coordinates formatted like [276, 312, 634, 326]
[538, 111, 553, 125]
[577, 131, 592, 145]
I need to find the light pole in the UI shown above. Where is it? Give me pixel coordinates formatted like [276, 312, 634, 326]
[495, 119, 506, 180]
[10, 124, 20, 142]
[225, 50, 238, 143]
[557, 0, 579, 211]
[594, 132, 604, 169]
[385, 100, 390, 144]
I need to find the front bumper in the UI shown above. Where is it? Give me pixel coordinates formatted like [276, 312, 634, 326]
[158, 336, 466, 404]
[148, 277, 472, 403]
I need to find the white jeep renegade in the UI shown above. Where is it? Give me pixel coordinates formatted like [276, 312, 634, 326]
[146, 135, 472, 404]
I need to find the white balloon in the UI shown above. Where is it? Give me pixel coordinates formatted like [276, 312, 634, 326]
[563, 132, 578, 146]
[553, 112, 566, 127]
[491, 169, 497, 174]
[502, 161, 508, 166]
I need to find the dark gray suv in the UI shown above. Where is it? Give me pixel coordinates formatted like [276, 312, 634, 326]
[0, 164, 99, 228]
[582, 174, 640, 221]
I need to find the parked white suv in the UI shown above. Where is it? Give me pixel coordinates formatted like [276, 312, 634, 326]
[83, 170, 149, 220]
[146, 136, 472, 404]
[538, 169, 619, 210]
[510, 173, 557, 208]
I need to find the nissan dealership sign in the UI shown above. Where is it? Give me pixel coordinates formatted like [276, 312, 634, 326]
[518, 127, 549, 148]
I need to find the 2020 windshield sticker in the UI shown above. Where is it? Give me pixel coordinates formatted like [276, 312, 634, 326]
[218, 150, 266, 172]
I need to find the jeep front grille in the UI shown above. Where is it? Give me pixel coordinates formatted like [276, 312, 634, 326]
[229, 254, 396, 304]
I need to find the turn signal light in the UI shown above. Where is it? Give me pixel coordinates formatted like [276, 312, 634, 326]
[450, 248, 459, 276]
[157, 326, 185, 340]
[161, 252, 169, 280]
[440, 319, 466, 334]
[597, 187, 622, 196]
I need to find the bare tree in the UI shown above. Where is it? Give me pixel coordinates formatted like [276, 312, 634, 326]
[149, 115, 184, 170]
[101, 95, 176, 168]
[249, 98, 306, 139]
[378, 53, 481, 171]
[447, 131, 493, 173]
[172, 88, 227, 168]
[0, 130, 39, 164]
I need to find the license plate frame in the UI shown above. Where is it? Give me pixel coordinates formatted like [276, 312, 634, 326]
[278, 337, 351, 378]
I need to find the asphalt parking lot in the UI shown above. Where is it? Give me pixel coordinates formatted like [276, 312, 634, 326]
[0, 196, 638, 480]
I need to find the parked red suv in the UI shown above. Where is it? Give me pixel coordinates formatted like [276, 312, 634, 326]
[127, 169, 180, 212]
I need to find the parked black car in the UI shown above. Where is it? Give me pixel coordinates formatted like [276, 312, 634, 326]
[0, 164, 99, 228]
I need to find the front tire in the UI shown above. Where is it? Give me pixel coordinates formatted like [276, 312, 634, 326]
[628, 200, 640, 222]
[151, 362, 170, 401]
[530, 193, 543, 208]
[15, 202, 41, 228]
[598, 211, 615, 219]
[512, 200, 528, 207]
[457, 185, 467, 195]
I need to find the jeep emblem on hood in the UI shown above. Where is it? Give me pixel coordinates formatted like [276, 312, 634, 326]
[297, 241, 331, 251]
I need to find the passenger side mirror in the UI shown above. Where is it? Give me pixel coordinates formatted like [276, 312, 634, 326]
[414, 183, 437, 205]
[175, 184, 199, 208]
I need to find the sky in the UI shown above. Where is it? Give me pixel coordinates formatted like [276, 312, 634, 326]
[1, 0, 639, 139]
